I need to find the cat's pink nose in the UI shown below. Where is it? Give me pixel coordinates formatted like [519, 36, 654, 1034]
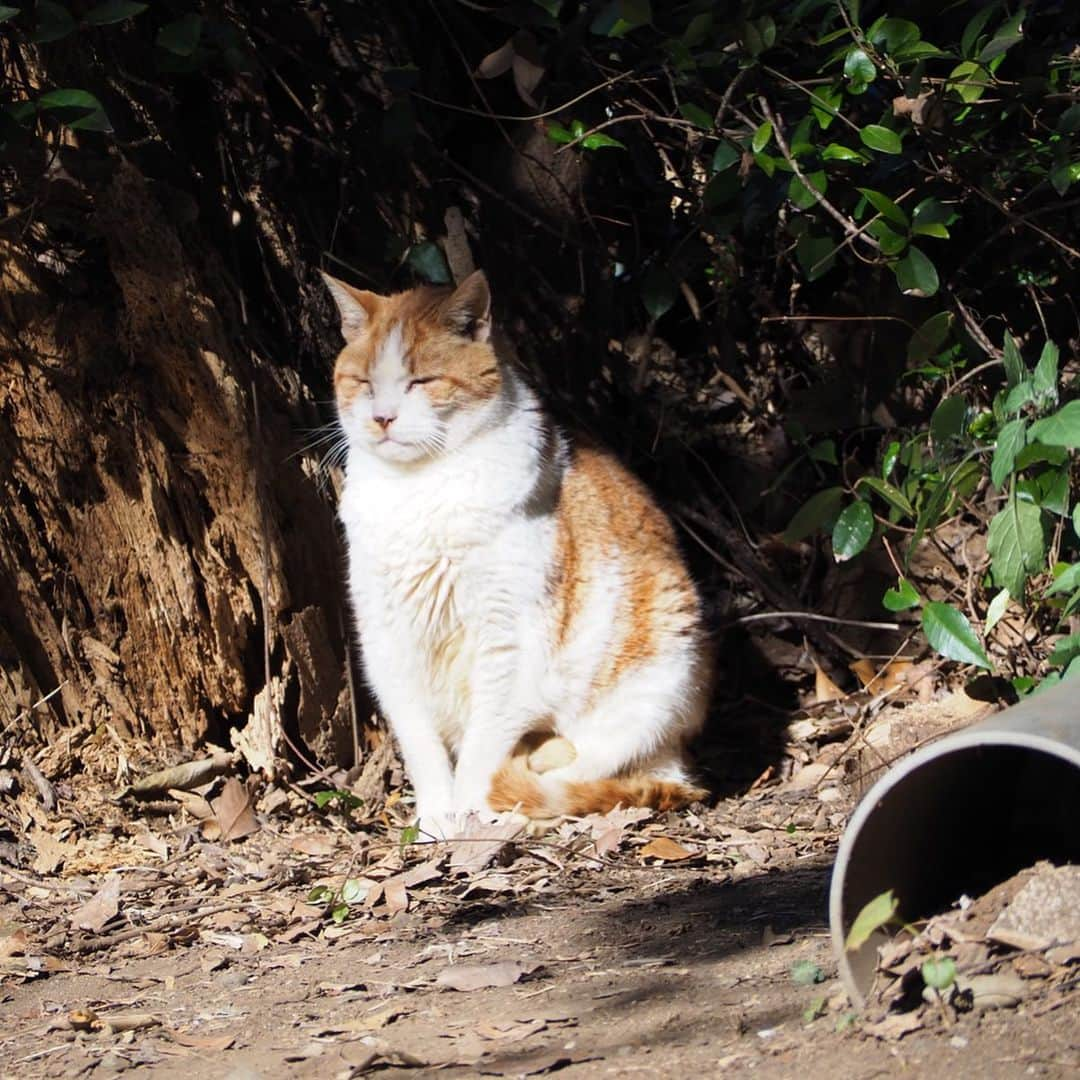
[373, 413, 396, 429]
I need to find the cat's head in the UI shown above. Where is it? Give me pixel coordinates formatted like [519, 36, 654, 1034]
[324, 270, 500, 464]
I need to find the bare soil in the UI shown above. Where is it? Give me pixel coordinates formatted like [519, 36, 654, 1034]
[2, 695, 1077, 1079]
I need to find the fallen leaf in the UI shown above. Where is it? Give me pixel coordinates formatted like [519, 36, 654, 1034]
[435, 960, 540, 992]
[956, 971, 1026, 1010]
[861, 1010, 924, 1040]
[31, 830, 73, 875]
[639, 837, 696, 862]
[382, 873, 408, 915]
[814, 662, 845, 703]
[448, 814, 524, 874]
[166, 1029, 236, 1051]
[210, 778, 259, 842]
[476, 1018, 547, 1042]
[290, 834, 337, 857]
[0, 925, 27, 958]
[71, 873, 121, 933]
[169, 787, 215, 821]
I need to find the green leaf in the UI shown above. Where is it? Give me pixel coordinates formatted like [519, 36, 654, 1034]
[157, 13, 203, 56]
[948, 60, 987, 103]
[859, 125, 902, 155]
[1002, 333, 1025, 390]
[1059, 105, 1080, 134]
[930, 395, 966, 451]
[85, 1, 147, 25]
[712, 142, 740, 172]
[979, 10, 1024, 64]
[1003, 378, 1035, 416]
[751, 121, 773, 153]
[31, 1, 76, 42]
[783, 486, 845, 543]
[792, 960, 826, 986]
[1032, 341, 1059, 405]
[922, 602, 992, 669]
[832, 501, 874, 562]
[546, 122, 574, 145]
[988, 499, 1046, 599]
[1029, 401, 1080, 448]
[307, 885, 333, 903]
[857, 187, 908, 227]
[398, 823, 420, 847]
[590, 0, 651, 38]
[857, 475, 914, 517]
[961, 6, 996, 58]
[883, 576, 920, 612]
[1049, 632, 1080, 668]
[640, 264, 677, 321]
[845, 890, 898, 952]
[679, 103, 713, 130]
[867, 17, 920, 54]
[795, 235, 836, 281]
[811, 87, 843, 129]
[0, 6, 19, 21]
[36, 89, 111, 132]
[1074, 504, 1080, 540]
[789, 171, 827, 211]
[882, 440, 901, 479]
[866, 219, 908, 256]
[907, 312, 952, 364]
[1032, 468, 1069, 516]
[894, 246, 939, 297]
[985, 588, 1010, 634]
[822, 143, 866, 163]
[843, 47, 876, 92]
[1046, 563, 1080, 598]
[582, 132, 626, 150]
[922, 956, 957, 991]
[991, 418, 1027, 489]
[406, 241, 452, 284]
[809, 439, 837, 465]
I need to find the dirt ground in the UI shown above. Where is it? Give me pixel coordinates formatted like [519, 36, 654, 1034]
[1, 693, 1078, 1079]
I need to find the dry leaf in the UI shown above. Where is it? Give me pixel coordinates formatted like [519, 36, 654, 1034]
[814, 662, 845, 704]
[639, 837, 695, 862]
[849, 658, 912, 695]
[72, 873, 121, 933]
[166, 1029, 236, 1051]
[289, 834, 337, 857]
[435, 960, 540, 992]
[382, 874, 409, 915]
[210, 778, 259, 842]
[861, 1011, 924, 1040]
[0, 925, 27, 958]
[126, 753, 233, 797]
[169, 788, 215, 821]
[476, 38, 514, 79]
[448, 814, 524, 874]
[476, 1018, 547, 1043]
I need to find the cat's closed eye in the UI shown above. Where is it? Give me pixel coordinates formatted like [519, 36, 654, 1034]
[407, 376, 441, 391]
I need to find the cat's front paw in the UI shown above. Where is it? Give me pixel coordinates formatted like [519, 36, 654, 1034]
[412, 809, 463, 843]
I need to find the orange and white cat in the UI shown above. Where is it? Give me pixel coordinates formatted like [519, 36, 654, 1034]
[325, 269, 710, 836]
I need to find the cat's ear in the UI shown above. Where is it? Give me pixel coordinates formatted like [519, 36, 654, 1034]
[441, 270, 491, 343]
[321, 272, 381, 343]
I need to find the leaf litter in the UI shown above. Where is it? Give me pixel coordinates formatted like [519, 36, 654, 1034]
[1, 686, 1077, 1075]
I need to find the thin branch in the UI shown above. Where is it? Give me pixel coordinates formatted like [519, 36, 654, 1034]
[729, 612, 901, 631]
[757, 97, 881, 254]
[411, 71, 634, 123]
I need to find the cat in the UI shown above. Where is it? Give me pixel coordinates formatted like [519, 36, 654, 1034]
[324, 268, 711, 836]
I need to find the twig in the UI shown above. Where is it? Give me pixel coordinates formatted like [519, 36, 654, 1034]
[411, 70, 634, 123]
[757, 98, 881, 255]
[729, 612, 901, 631]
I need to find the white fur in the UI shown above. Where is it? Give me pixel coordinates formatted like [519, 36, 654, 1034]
[338, 363, 704, 832]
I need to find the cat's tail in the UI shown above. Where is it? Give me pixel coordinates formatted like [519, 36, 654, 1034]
[487, 756, 707, 818]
